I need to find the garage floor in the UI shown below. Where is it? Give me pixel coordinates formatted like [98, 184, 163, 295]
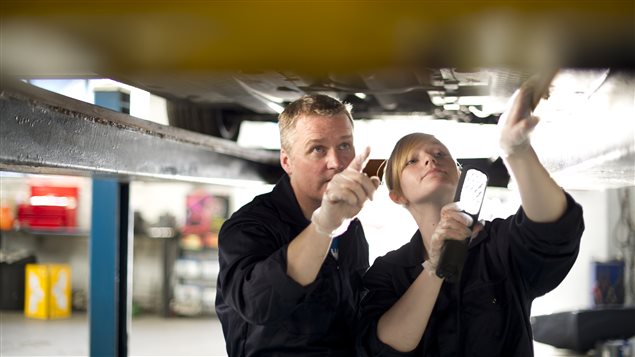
[1, 311, 228, 356]
[1, 310, 591, 357]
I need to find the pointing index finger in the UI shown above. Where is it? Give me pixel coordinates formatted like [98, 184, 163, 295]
[347, 146, 371, 173]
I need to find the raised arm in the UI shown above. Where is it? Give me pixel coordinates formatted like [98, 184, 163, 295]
[287, 147, 380, 285]
[498, 79, 567, 222]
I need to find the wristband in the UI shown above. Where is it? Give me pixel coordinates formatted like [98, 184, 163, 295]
[422, 260, 439, 278]
[313, 221, 334, 238]
[311, 207, 352, 239]
[499, 141, 531, 160]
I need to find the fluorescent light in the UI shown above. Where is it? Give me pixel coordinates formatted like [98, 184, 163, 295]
[430, 95, 445, 106]
[468, 105, 490, 118]
[266, 101, 284, 114]
[457, 96, 491, 106]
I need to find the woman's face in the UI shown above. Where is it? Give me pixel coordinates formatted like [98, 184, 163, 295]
[396, 136, 460, 205]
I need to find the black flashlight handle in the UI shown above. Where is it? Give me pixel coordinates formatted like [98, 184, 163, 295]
[435, 167, 487, 282]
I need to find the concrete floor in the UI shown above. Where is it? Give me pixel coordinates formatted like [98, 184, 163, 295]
[1, 310, 597, 357]
[1, 311, 228, 356]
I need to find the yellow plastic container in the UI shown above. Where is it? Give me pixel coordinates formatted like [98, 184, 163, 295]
[24, 264, 71, 319]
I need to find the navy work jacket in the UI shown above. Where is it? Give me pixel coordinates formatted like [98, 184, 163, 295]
[358, 192, 584, 357]
[216, 174, 369, 356]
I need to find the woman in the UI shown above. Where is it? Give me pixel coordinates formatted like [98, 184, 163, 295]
[358, 83, 585, 356]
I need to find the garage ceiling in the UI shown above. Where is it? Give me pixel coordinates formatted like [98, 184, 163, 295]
[1, 1, 633, 189]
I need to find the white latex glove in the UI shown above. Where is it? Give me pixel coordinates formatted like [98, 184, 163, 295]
[424, 202, 481, 275]
[498, 83, 541, 158]
[312, 147, 381, 237]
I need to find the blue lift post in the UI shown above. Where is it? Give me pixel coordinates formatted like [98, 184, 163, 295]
[89, 86, 134, 356]
[90, 179, 133, 356]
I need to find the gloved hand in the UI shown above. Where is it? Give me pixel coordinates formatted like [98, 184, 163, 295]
[312, 147, 381, 237]
[498, 81, 542, 158]
[423, 202, 481, 276]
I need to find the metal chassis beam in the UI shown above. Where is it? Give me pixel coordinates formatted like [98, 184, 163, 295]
[0, 80, 283, 183]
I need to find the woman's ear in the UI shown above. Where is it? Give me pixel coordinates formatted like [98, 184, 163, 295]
[389, 190, 408, 205]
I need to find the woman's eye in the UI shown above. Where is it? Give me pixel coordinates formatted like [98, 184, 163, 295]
[434, 151, 447, 159]
[406, 158, 418, 166]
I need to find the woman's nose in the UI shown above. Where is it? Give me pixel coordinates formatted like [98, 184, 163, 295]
[423, 154, 437, 166]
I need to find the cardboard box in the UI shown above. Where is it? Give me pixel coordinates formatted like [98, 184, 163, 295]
[24, 264, 71, 319]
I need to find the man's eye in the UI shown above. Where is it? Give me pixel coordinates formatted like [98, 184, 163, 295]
[312, 146, 325, 154]
[338, 143, 352, 150]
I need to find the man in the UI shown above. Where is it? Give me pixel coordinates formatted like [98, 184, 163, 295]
[215, 94, 380, 356]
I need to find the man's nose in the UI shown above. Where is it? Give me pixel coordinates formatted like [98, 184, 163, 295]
[326, 150, 345, 171]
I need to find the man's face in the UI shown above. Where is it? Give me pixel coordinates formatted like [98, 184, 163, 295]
[280, 113, 355, 210]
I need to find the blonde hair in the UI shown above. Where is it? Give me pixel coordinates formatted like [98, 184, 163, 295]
[384, 133, 437, 197]
[278, 95, 353, 152]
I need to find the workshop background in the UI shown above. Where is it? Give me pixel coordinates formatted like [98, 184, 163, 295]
[1, 2, 634, 356]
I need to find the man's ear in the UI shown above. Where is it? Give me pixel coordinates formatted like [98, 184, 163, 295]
[389, 190, 407, 205]
[280, 148, 292, 175]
